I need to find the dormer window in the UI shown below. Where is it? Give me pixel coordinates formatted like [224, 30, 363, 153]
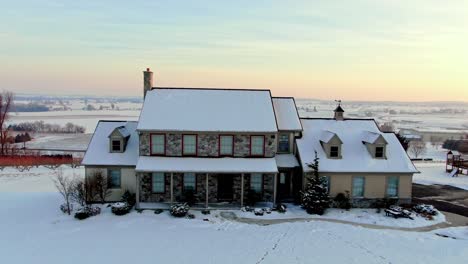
[111, 139, 121, 152]
[375, 146, 384, 158]
[330, 146, 339, 158]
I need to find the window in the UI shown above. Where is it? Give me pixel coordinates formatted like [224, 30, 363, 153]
[322, 176, 330, 193]
[330, 146, 339, 158]
[250, 173, 262, 193]
[111, 139, 121, 152]
[278, 134, 290, 152]
[375, 146, 384, 158]
[184, 173, 196, 191]
[152, 172, 165, 193]
[219, 135, 234, 156]
[183, 135, 197, 155]
[280, 173, 286, 184]
[387, 176, 399, 197]
[108, 169, 121, 188]
[151, 134, 165, 155]
[352, 176, 365, 197]
[251, 136, 265, 156]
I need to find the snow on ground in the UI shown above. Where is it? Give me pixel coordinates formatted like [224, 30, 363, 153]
[0, 166, 467, 264]
[23, 133, 92, 151]
[235, 205, 446, 228]
[0, 166, 83, 192]
[433, 227, 468, 240]
[414, 162, 468, 190]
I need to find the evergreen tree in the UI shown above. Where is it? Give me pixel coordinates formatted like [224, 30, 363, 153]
[300, 151, 330, 215]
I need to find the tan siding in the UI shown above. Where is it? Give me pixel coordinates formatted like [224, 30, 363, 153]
[398, 175, 412, 198]
[85, 166, 136, 201]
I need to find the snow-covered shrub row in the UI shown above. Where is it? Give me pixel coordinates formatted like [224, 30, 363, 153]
[413, 204, 438, 216]
[111, 202, 132, 216]
[170, 203, 189, 217]
[74, 206, 101, 220]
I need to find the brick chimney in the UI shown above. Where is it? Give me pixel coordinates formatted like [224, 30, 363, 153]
[143, 68, 153, 98]
[334, 100, 344, 121]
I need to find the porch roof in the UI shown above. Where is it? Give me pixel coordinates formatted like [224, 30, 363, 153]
[136, 156, 278, 173]
[275, 154, 300, 168]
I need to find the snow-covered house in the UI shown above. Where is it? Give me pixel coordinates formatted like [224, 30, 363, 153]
[296, 106, 418, 207]
[82, 69, 303, 208]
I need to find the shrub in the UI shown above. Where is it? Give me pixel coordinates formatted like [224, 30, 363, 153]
[74, 206, 101, 220]
[201, 209, 210, 215]
[333, 192, 351, 210]
[154, 209, 163, 214]
[186, 213, 195, 219]
[111, 202, 132, 216]
[413, 204, 438, 216]
[170, 203, 189, 217]
[121, 191, 136, 207]
[60, 203, 73, 214]
[254, 208, 264, 216]
[276, 203, 287, 213]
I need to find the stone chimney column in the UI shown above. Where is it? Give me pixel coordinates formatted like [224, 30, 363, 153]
[143, 68, 153, 98]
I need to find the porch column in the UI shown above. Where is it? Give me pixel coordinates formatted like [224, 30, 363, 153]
[240, 173, 244, 207]
[135, 173, 140, 209]
[170, 173, 174, 204]
[273, 173, 278, 206]
[205, 173, 209, 208]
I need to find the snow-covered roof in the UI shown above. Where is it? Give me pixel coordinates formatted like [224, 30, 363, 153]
[136, 156, 278, 173]
[320, 130, 339, 143]
[137, 88, 278, 132]
[275, 154, 300, 168]
[108, 125, 131, 138]
[82, 121, 138, 166]
[272, 97, 302, 131]
[362, 131, 386, 144]
[297, 119, 418, 173]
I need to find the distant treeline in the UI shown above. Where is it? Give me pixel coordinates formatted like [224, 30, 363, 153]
[8, 121, 86, 133]
[13, 103, 49, 112]
[443, 139, 468, 153]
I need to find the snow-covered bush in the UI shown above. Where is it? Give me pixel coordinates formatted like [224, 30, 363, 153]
[254, 208, 264, 216]
[74, 205, 101, 220]
[170, 203, 189, 217]
[154, 209, 163, 214]
[111, 202, 132, 216]
[60, 203, 73, 214]
[413, 204, 438, 216]
[121, 191, 136, 207]
[276, 203, 287, 213]
[333, 192, 351, 210]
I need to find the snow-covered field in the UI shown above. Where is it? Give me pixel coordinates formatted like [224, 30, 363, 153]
[414, 162, 468, 190]
[0, 166, 467, 264]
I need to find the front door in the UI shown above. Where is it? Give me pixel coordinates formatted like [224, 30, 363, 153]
[217, 174, 234, 201]
[278, 172, 292, 201]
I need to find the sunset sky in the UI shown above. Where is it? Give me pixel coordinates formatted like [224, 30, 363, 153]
[1, 0, 467, 101]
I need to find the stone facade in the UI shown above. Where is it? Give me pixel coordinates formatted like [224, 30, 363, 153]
[139, 172, 275, 204]
[139, 132, 276, 157]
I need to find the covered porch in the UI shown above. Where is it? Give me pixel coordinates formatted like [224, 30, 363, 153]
[135, 156, 279, 209]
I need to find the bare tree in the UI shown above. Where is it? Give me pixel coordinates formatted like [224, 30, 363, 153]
[0, 91, 13, 155]
[409, 141, 427, 159]
[85, 171, 111, 203]
[53, 168, 74, 215]
[71, 179, 89, 206]
[379, 122, 395, 132]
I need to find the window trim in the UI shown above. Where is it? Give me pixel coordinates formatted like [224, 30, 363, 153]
[386, 176, 399, 198]
[150, 133, 166, 156]
[352, 176, 365, 198]
[107, 168, 121, 189]
[250, 135, 265, 157]
[218, 135, 235, 157]
[182, 172, 197, 192]
[250, 173, 264, 193]
[151, 172, 166, 194]
[182, 134, 198, 156]
[111, 139, 122, 152]
[330, 145, 340, 158]
[277, 133, 290, 153]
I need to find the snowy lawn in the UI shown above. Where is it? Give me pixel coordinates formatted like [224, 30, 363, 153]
[235, 205, 446, 228]
[414, 162, 468, 190]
